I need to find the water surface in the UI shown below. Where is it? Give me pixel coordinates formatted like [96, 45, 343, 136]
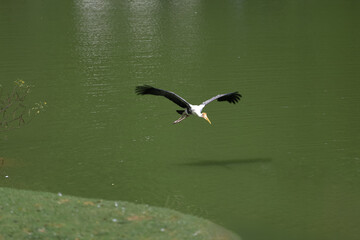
[1, 1, 360, 239]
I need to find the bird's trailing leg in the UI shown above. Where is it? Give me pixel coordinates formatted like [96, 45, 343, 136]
[173, 113, 189, 124]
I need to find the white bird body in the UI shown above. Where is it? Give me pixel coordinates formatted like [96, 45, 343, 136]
[189, 104, 205, 117]
[136, 85, 241, 124]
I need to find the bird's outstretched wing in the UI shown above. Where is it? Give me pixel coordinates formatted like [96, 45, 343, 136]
[201, 92, 242, 106]
[135, 85, 190, 109]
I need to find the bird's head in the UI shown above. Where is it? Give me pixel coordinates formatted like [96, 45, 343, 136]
[201, 113, 211, 124]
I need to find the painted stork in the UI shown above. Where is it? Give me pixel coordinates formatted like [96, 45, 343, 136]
[135, 85, 242, 124]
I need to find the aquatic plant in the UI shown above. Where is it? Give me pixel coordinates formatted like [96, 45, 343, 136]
[0, 80, 46, 132]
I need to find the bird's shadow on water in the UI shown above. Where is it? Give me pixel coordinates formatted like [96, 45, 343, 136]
[177, 158, 272, 168]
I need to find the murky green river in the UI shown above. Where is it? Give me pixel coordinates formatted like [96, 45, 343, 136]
[1, 1, 360, 239]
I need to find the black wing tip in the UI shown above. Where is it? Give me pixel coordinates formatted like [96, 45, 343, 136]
[217, 91, 242, 104]
[135, 85, 154, 95]
[232, 92, 242, 104]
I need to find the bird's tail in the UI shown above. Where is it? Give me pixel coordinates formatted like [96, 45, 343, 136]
[176, 110, 184, 115]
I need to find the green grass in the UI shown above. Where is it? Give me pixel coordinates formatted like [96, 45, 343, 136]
[0, 187, 240, 240]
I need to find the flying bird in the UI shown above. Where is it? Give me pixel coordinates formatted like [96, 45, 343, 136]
[135, 85, 242, 124]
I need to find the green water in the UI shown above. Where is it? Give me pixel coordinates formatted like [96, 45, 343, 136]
[1, 1, 360, 239]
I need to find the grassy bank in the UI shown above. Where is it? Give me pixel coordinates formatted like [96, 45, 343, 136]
[0, 187, 240, 240]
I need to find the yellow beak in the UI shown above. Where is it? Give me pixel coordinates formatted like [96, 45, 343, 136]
[204, 115, 212, 125]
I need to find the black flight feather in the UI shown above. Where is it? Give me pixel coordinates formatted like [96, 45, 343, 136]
[135, 85, 190, 109]
[217, 92, 242, 104]
[201, 92, 242, 106]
